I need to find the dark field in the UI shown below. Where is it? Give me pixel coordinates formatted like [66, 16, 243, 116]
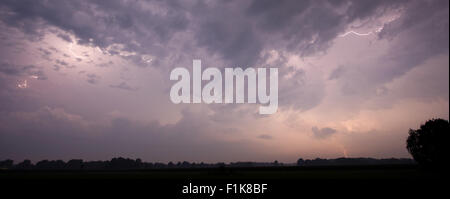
[0, 165, 440, 180]
[1, 165, 446, 198]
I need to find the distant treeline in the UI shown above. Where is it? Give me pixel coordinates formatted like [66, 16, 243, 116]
[297, 157, 415, 166]
[0, 157, 415, 170]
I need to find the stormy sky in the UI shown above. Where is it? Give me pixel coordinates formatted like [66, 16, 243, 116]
[0, 0, 448, 163]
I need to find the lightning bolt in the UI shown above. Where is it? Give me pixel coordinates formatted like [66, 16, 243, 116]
[339, 27, 383, 37]
[339, 30, 372, 37]
[342, 148, 348, 158]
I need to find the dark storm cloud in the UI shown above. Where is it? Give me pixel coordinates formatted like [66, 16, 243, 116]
[0, 0, 411, 68]
[245, 0, 405, 57]
[0, 0, 189, 58]
[195, 20, 262, 67]
[246, 0, 340, 56]
[246, 0, 311, 31]
[190, 1, 263, 67]
[189, 0, 404, 67]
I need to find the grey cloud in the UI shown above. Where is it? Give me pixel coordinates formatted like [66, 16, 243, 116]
[258, 134, 273, 140]
[187, 0, 410, 111]
[0, 62, 33, 76]
[109, 81, 138, 91]
[86, 73, 100, 84]
[53, 65, 61, 71]
[329, 65, 346, 80]
[0, 0, 189, 58]
[57, 33, 72, 43]
[195, 21, 262, 67]
[379, 0, 448, 40]
[246, 0, 311, 31]
[245, 0, 403, 57]
[311, 126, 337, 139]
[1, 0, 431, 113]
[96, 61, 113, 68]
[191, 1, 263, 67]
[248, 0, 341, 56]
[48, 47, 58, 53]
[375, 0, 449, 83]
[190, 0, 395, 67]
[37, 48, 53, 61]
[29, 70, 47, 80]
[336, 0, 448, 102]
[345, 0, 404, 21]
[37, 48, 51, 56]
[55, 59, 68, 66]
[0, 62, 47, 80]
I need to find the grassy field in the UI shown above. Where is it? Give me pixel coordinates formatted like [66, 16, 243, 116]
[0, 165, 441, 180]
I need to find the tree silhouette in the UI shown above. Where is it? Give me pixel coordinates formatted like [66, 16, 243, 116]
[406, 118, 449, 168]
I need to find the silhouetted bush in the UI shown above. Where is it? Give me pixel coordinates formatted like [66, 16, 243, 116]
[66, 159, 83, 170]
[0, 159, 13, 169]
[297, 158, 305, 166]
[109, 157, 142, 170]
[35, 160, 65, 170]
[14, 160, 33, 169]
[407, 118, 450, 168]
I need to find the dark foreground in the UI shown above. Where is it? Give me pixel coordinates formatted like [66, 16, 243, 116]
[0, 165, 446, 198]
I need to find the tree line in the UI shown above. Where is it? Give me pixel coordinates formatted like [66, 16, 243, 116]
[0, 157, 416, 170]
